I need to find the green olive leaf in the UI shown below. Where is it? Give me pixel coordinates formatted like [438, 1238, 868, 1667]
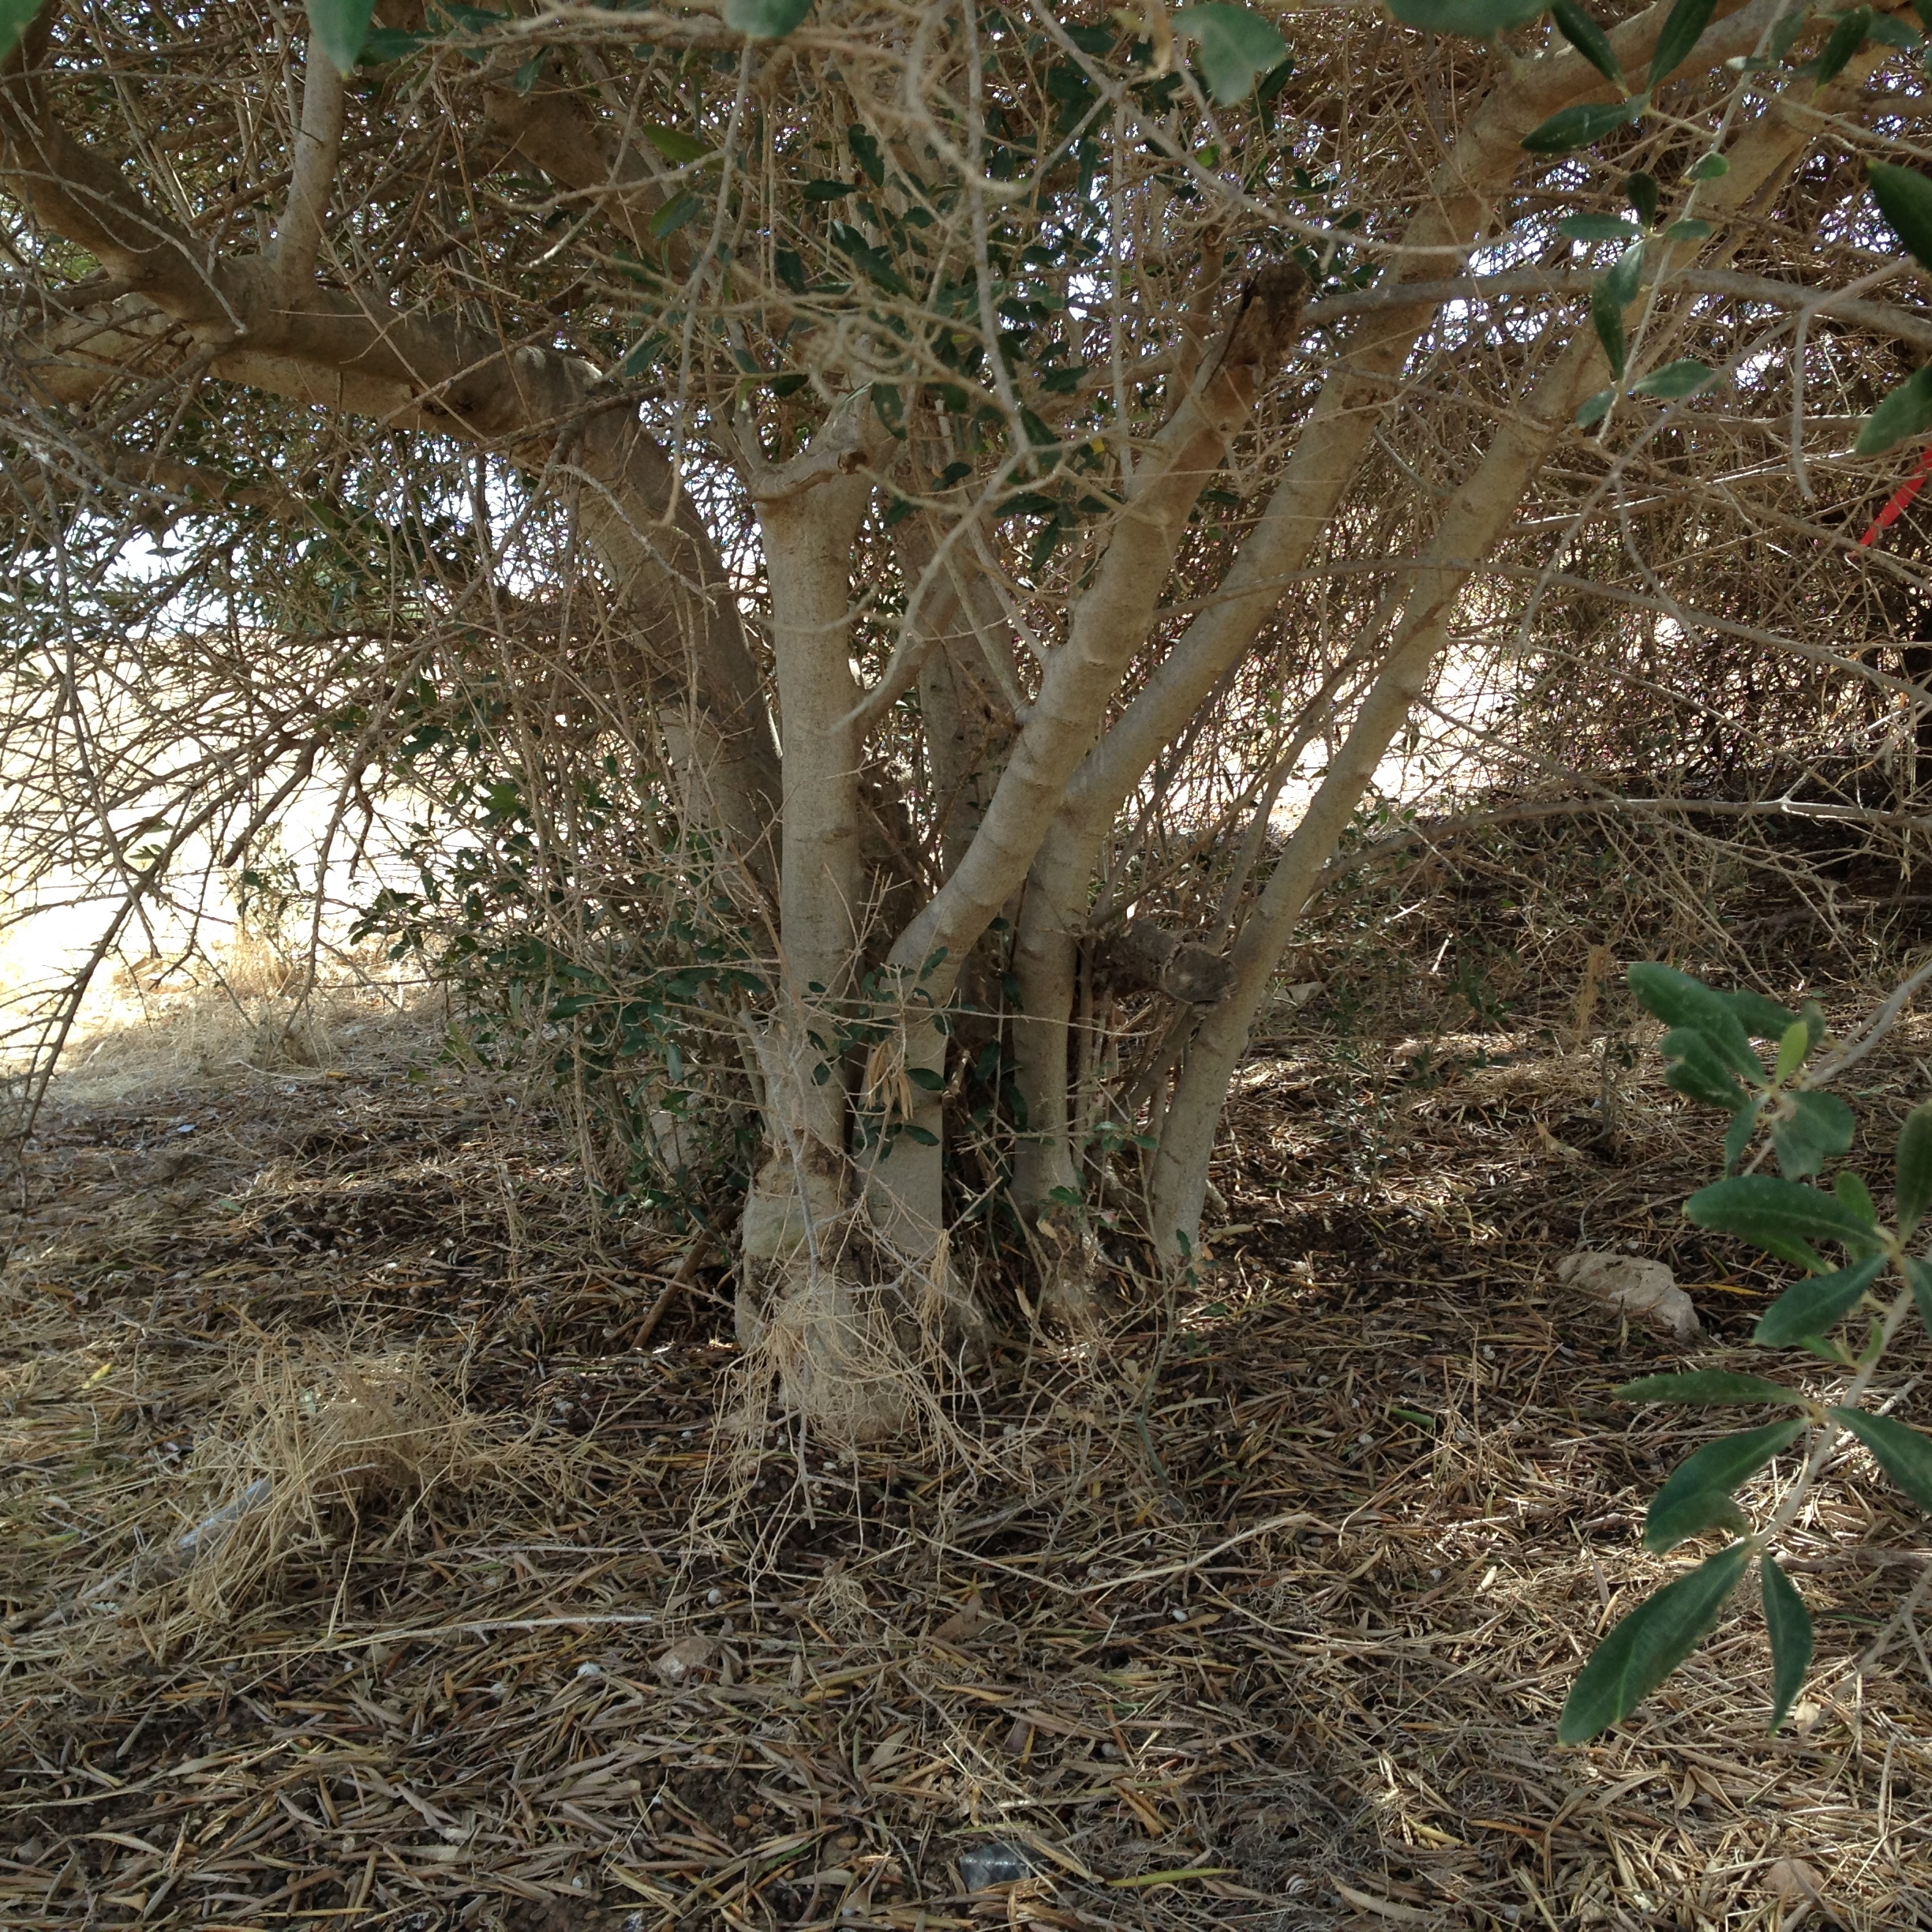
[1761, 1554, 1814, 1732]
[1559, 1543, 1751, 1743]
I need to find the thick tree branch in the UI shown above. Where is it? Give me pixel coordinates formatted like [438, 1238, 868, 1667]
[1301, 268, 1932, 354]
[480, 80, 691, 271]
[1060, 0, 1793, 859]
[1148, 324, 1610, 1255]
[1143, 39, 1897, 1260]
[888, 261, 1311, 987]
[0, 20, 782, 894]
[1004, 0, 1777, 1222]
[1004, 0, 1889, 1237]
[273, 36, 347, 311]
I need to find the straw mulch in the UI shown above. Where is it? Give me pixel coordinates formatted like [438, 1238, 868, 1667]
[3, 1013, 1930, 1931]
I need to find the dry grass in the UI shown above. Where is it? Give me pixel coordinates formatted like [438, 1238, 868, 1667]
[2, 986, 1931, 1931]
[17, 1335, 506, 1649]
[160, 1337, 507, 1627]
[42, 947, 443, 1113]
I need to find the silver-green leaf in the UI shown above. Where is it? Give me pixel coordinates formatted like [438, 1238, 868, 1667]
[308, 0, 375, 71]
[1645, 1419, 1804, 1553]
[1589, 291, 1625, 384]
[1761, 1554, 1814, 1732]
[1870, 163, 1932, 271]
[642, 125, 712, 166]
[1649, 0, 1717, 85]
[0, 0, 46, 64]
[1561, 213, 1642, 242]
[1550, 0, 1623, 82]
[723, 0, 814, 38]
[1627, 964, 1761, 1077]
[1816, 6, 1873, 84]
[1687, 1174, 1877, 1264]
[1616, 1371, 1805, 1406]
[1905, 1254, 1932, 1331]
[1754, 1254, 1886, 1346]
[1832, 1406, 1932, 1511]
[1602, 239, 1646, 307]
[1896, 1099, 1932, 1234]
[1559, 1542, 1750, 1743]
[1660, 1026, 1750, 1110]
[1521, 95, 1646, 155]
[1631, 358, 1714, 399]
[1771, 1091, 1855, 1181]
[1855, 367, 1932, 457]
[1173, 5, 1291, 103]
[1720, 988, 1807, 1044]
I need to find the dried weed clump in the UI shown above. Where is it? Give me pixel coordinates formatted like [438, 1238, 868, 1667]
[723, 1210, 1002, 1466]
[31, 1335, 545, 1660]
[165, 1339, 493, 1622]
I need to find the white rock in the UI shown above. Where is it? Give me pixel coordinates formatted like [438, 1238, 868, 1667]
[653, 1635, 716, 1685]
[1557, 1251, 1702, 1342]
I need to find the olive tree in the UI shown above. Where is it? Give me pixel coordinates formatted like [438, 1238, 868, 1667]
[4, 0, 1929, 1432]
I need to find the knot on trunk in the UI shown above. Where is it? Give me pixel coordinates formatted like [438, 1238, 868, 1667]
[1216, 260, 1310, 379]
[1097, 918, 1233, 1005]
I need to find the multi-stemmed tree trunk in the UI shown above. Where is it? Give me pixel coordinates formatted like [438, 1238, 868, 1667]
[4, 0, 1926, 1432]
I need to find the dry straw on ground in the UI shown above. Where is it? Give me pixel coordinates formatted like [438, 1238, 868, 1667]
[3, 969, 1931, 1931]
[45, 960, 442, 1107]
[155, 1338, 503, 1627]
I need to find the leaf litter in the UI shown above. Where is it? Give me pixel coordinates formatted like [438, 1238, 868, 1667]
[2, 1005, 1930, 1930]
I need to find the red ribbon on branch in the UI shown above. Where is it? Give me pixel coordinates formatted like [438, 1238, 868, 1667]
[1859, 442, 1932, 548]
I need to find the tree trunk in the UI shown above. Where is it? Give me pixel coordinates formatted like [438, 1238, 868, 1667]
[737, 474, 909, 1433]
[4, 0, 1882, 1443]
[1009, 825, 1094, 1320]
[1145, 39, 1887, 1264]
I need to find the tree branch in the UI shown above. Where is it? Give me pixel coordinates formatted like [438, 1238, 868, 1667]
[479, 80, 697, 275]
[1144, 33, 1896, 1257]
[273, 35, 347, 312]
[0, 21, 782, 893]
[1050, 0, 1802, 878]
[1300, 268, 1932, 354]
[889, 261, 1311, 987]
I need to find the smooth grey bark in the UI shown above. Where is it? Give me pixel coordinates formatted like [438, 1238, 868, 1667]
[900, 525, 1022, 880]
[736, 463, 927, 1432]
[888, 264, 1312, 994]
[738, 471, 868, 1264]
[272, 36, 346, 309]
[1147, 327, 1609, 1257]
[895, 265, 1312, 1310]
[1143, 47, 1881, 1261]
[1005, 0, 1786, 1241]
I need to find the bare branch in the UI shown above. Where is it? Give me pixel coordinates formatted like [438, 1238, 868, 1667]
[272, 36, 347, 311]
